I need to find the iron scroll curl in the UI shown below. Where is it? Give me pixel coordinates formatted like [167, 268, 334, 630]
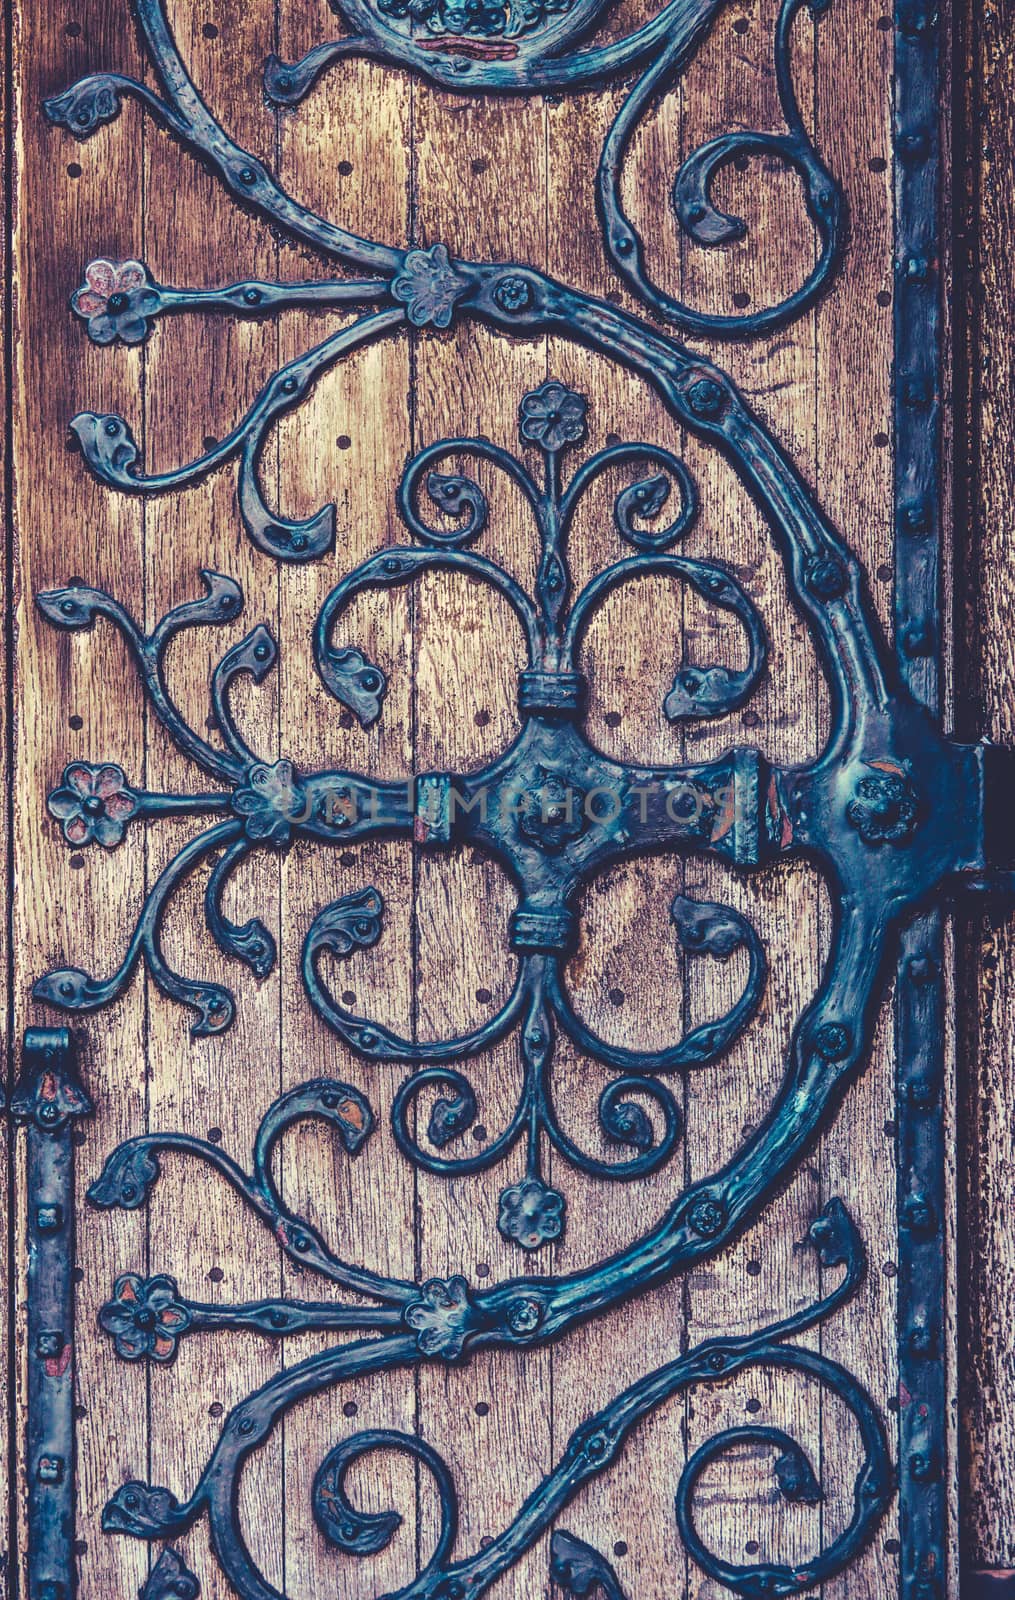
[33, 0, 969, 1591]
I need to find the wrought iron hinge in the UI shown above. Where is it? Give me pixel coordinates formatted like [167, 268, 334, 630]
[11, 1028, 92, 1600]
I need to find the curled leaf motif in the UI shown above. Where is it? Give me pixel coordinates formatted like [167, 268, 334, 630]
[99, 1272, 191, 1363]
[69, 411, 142, 483]
[671, 892, 748, 959]
[599, 1083, 653, 1152]
[498, 1175, 565, 1249]
[774, 1443, 824, 1505]
[404, 1274, 478, 1359]
[87, 1141, 162, 1211]
[428, 1084, 477, 1147]
[664, 662, 747, 722]
[44, 75, 124, 136]
[807, 1196, 862, 1272]
[425, 471, 489, 543]
[391, 243, 467, 329]
[102, 1481, 189, 1538]
[550, 1530, 626, 1599]
[313, 1445, 402, 1555]
[47, 760, 139, 848]
[305, 887, 384, 958]
[322, 646, 387, 728]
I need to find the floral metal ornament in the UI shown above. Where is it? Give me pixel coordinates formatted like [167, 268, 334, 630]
[72, 258, 157, 344]
[99, 1274, 192, 1363]
[47, 761, 140, 848]
[497, 1176, 565, 1249]
[31, 0, 974, 1592]
[391, 242, 470, 328]
[85, 1138, 891, 1599]
[36, 385, 771, 1245]
[45, 0, 844, 567]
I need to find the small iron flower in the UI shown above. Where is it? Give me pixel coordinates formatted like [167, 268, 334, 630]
[518, 380, 588, 452]
[99, 1273, 191, 1363]
[47, 761, 139, 847]
[498, 1176, 565, 1249]
[231, 759, 308, 846]
[404, 1275, 477, 1359]
[72, 258, 158, 345]
[391, 243, 468, 330]
[846, 763, 919, 846]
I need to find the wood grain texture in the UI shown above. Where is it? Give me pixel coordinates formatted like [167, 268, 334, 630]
[3, 0, 961, 1594]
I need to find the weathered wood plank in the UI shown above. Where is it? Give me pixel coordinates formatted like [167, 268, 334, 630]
[12, 3, 149, 1592]
[141, 5, 287, 1593]
[274, 9, 419, 1590]
[412, 78, 553, 1599]
[814, 6, 901, 1597]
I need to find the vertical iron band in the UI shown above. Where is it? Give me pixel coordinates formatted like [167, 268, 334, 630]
[11, 1028, 92, 1600]
[894, 4, 948, 1597]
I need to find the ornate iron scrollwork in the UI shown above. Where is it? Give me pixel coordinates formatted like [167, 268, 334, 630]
[30, 0, 981, 1592]
[87, 1116, 890, 1599]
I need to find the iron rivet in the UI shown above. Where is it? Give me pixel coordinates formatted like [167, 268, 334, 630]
[895, 128, 930, 163]
[506, 1296, 542, 1334]
[903, 255, 930, 281]
[901, 499, 930, 533]
[687, 1197, 725, 1237]
[908, 1077, 936, 1108]
[238, 1417, 255, 1435]
[37, 1456, 65, 1484]
[238, 166, 257, 184]
[36, 1204, 63, 1233]
[901, 1192, 934, 1233]
[243, 287, 262, 305]
[814, 1021, 850, 1060]
[901, 620, 935, 657]
[907, 955, 938, 985]
[686, 377, 726, 420]
[909, 1450, 936, 1483]
[615, 236, 633, 256]
[908, 1322, 936, 1358]
[493, 275, 532, 313]
[805, 554, 847, 601]
[902, 375, 932, 408]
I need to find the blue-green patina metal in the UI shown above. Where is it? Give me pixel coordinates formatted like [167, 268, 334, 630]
[26, 0, 977, 1593]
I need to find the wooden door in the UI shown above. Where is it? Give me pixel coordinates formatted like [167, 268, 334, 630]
[4, 1, 1014, 1596]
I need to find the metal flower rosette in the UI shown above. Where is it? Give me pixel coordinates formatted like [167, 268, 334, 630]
[32, 0, 970, 1593]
